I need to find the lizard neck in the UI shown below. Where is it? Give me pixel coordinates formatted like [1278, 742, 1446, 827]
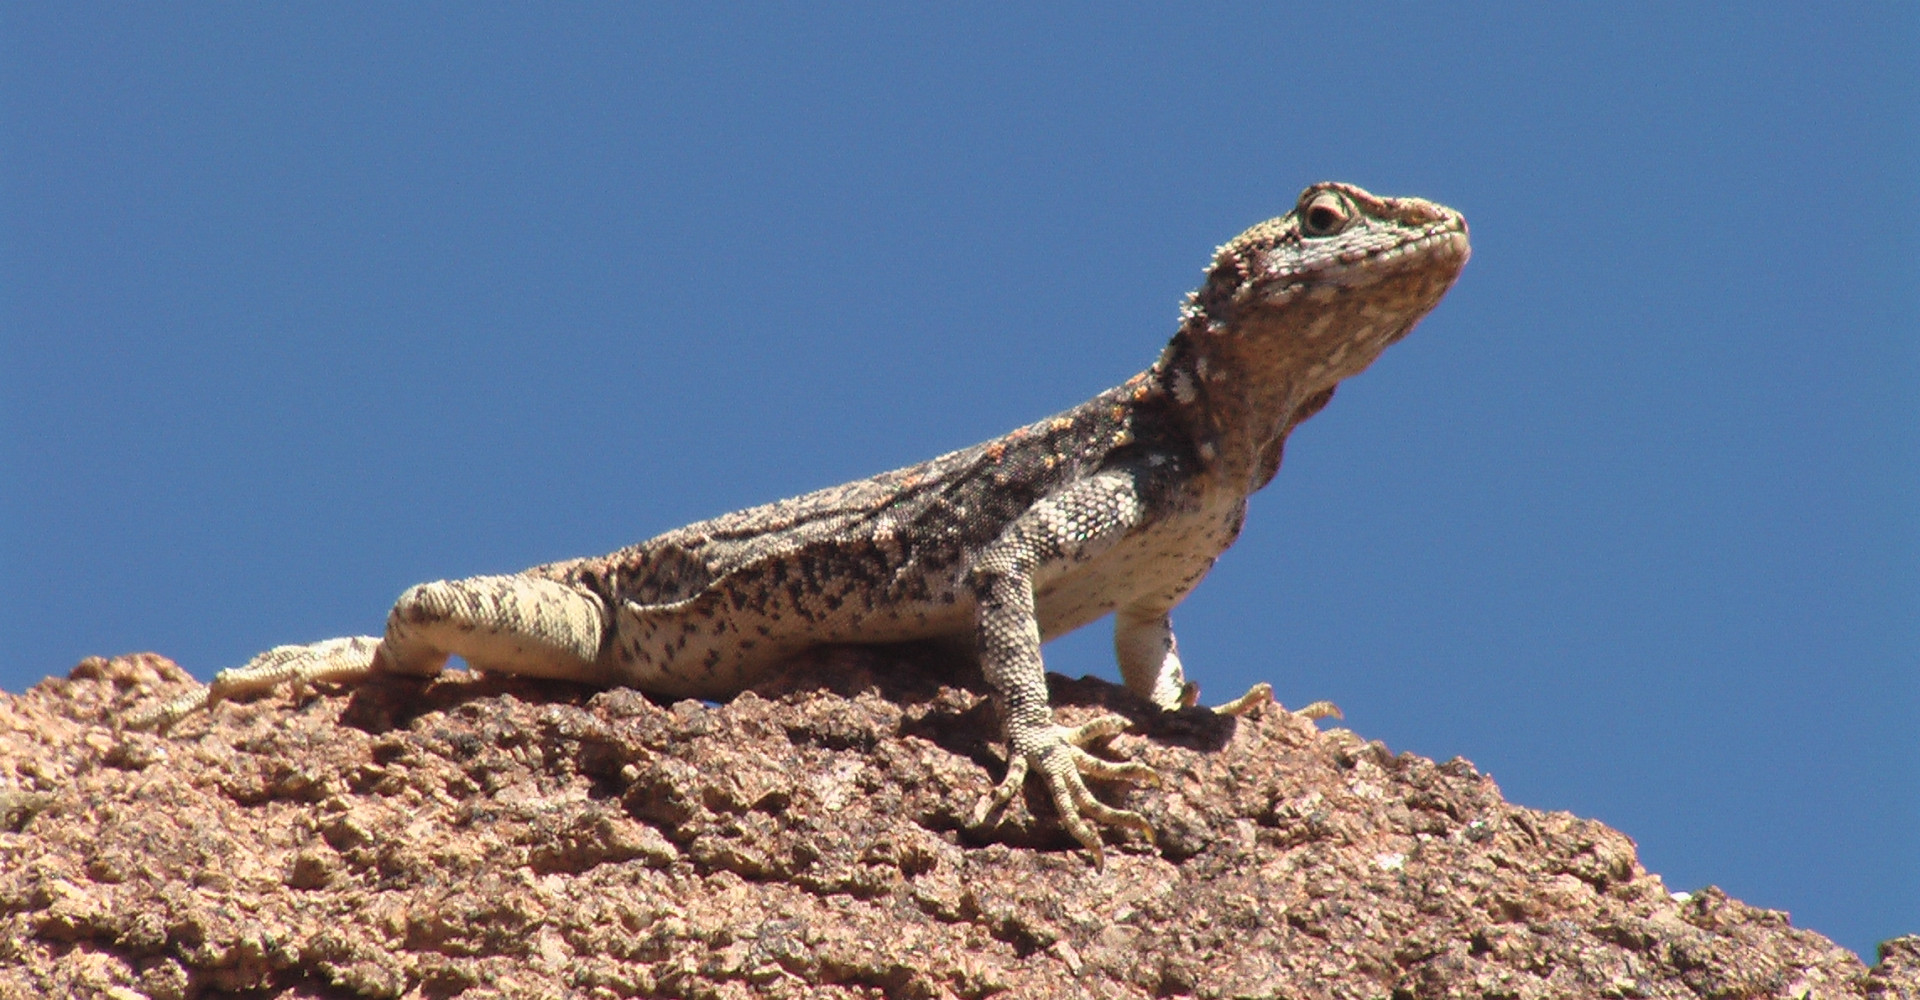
[1148, 318, 1327, 494]
[1142, 181, 1470, 496]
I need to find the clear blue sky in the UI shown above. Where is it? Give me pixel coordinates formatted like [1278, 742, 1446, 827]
[4, 5, 1913, 959]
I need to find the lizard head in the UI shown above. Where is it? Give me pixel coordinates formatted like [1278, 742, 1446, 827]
[1155, 182, 1470, 481]
[1184, 182, 1469, 385]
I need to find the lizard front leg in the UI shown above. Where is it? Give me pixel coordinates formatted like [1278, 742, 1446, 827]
[1114, 605, 1193, 710]
[967, 470, 1160, 864]
[126, 575, 610, 729]
[1116, 605, 1339, 720]
[1116, 605, 1286, 715]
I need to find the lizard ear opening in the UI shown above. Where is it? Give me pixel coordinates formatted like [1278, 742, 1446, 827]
[1300, 190, 1353, 238]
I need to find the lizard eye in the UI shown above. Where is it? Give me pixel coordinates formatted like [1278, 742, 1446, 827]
[1299, 190, 1353, 237]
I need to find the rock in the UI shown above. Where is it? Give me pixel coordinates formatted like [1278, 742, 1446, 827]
[1, 651, 1911, 999]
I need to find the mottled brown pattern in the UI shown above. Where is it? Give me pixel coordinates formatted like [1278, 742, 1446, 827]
[127, 182, 1470, 863]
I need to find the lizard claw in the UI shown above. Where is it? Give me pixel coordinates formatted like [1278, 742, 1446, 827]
[1288, 698, 1342, 721]
[1183, 681, 1340, 721]
[1211, 681, 1273, 716]
[972, 713, 1159, 866]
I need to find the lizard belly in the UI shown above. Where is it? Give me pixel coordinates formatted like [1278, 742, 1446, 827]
[603, 571, 977, 699]
[604, 492, 1242, 697]
[1034, 496, 1244, 639]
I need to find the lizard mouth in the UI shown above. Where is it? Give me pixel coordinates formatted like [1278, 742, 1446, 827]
[1261, 218, 1471, 295]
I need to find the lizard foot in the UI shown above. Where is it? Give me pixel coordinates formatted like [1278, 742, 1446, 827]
[1177, 681, 1342, 720]
[972, 714, 1159, 867]
[124, 636, 382, 731]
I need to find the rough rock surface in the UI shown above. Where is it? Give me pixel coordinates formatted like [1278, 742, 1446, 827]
[2, 652, 1912, 1000]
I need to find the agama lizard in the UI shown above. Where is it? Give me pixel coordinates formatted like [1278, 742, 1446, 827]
[129, 182, 1470, 863]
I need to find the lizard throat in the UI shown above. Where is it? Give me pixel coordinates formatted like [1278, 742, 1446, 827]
[1154, 216, 1468, 486]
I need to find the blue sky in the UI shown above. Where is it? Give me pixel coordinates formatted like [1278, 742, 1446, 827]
[3, 5, 1913, 959]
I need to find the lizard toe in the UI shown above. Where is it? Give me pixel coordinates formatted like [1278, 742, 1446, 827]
[1211, 681, 1275, 716]
[971, 752, 1030, 828]
[1037, 746, 1156, 867]
[974, 727, 1159, 863]
[1059, 712, 1132, 748]
[1068, 744, 1160, 786]
[1289, 698, 1342, 721]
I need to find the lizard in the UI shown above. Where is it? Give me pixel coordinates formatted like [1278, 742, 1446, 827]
[128, 182, 1470, 863]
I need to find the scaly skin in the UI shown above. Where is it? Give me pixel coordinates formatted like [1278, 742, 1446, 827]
[129, 182, 1469, 864]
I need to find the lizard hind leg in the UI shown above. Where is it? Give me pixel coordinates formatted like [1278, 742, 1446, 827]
[126, 574, 611, 730]
[380, 575, 610, 682]
[1114, 605, 1191, 710]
